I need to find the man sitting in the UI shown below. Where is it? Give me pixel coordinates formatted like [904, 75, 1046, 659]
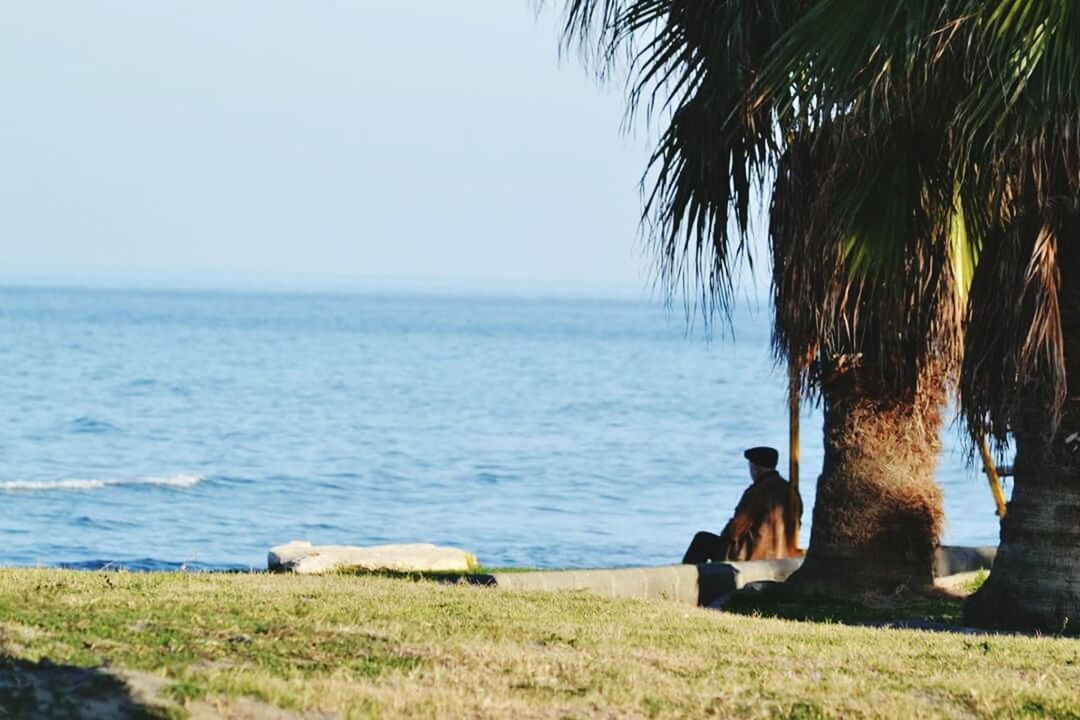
[681, 446, 802, 563]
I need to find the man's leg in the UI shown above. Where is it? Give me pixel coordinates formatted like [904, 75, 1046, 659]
[682, 531, 724, 564]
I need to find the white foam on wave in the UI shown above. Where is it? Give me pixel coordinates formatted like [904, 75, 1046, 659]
[0, 474, 205, 492]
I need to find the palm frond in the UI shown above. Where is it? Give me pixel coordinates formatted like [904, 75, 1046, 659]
[556, 0, 630, 74]
[954, 2, 1080, 441]
[955, 0, 1080, 178]
[553, 0, 805, 321]
[747, 0, 1080, 434]
[755, 0, 970, 126]
[962, 177, 1071, 445]
[771, 122, 964, 400]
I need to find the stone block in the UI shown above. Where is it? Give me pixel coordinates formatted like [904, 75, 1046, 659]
[268, 540, 478, 574]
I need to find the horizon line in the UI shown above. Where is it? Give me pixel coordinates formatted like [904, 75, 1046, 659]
[0, 272, 771, 308]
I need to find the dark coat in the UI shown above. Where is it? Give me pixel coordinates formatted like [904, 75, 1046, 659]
[716, 470, 802, 561]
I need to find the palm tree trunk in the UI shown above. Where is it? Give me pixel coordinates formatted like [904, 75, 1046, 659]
[788, 364, 945, 593]
[963, 427, 1080, 632]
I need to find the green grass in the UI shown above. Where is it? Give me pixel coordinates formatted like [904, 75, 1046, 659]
[724, 583, 969, 626]
[0, 569, 1077, 718]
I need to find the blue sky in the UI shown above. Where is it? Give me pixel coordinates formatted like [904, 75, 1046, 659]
[0, 1, 688, 295]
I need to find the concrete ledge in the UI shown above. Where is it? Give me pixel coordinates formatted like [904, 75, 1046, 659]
[484, 547, 995, 607]
[935, 546, 996, 576]
[491, 565, 703, 604]
[727, 557, 805, 587]
[491, 557, 802, 607]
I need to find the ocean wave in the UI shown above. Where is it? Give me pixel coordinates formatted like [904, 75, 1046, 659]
[70, 416, 118, 434]
[0, 474, 205, 492]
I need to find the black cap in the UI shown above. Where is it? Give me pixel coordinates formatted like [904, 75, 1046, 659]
[744, 446, 779, 469]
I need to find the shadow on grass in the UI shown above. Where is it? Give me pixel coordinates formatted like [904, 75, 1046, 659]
[331, 566, 542, 585]
[721, 582, 970, 631]
[0, 656, 168, 719]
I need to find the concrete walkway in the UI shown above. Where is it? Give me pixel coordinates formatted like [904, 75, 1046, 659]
[482, 546, 996, 607]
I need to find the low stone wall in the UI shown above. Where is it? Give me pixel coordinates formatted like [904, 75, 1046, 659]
[485, 546, 997, 607]
[490, 558, 803, 607]
[934, 545, 996, 576]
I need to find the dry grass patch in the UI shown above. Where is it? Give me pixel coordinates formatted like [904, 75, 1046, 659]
[0, 569, 1077, 718]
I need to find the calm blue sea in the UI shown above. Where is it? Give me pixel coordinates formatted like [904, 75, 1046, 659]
[0, 286, 1003, 571]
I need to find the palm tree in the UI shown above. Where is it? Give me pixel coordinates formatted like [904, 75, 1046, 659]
[957, 3, 1080, 635]
[555, 0, 965, 592]
[753, 0, 1080, 631]
[769, 125, 962, 591]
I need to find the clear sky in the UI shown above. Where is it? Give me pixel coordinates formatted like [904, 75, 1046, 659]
[0, 1, 669, 296]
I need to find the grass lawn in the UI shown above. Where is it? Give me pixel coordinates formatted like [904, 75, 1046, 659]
[0, 569, 1078, 719]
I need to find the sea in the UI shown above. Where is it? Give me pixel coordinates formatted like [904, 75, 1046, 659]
[0, 286, 1004, 571]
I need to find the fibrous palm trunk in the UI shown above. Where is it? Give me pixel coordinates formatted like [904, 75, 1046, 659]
[963, 426, 1080, 633]
[789, 365, 945, 593]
